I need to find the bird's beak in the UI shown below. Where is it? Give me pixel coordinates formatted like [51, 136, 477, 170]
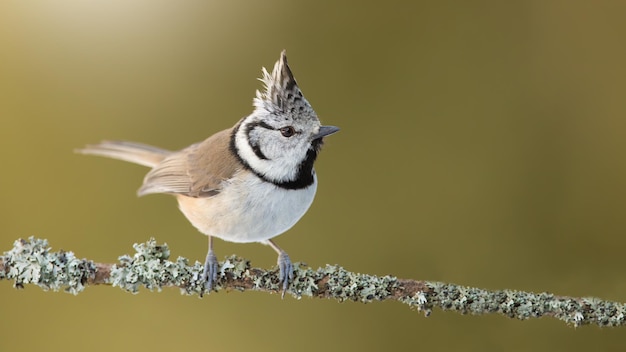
[313, 125, 340, 140]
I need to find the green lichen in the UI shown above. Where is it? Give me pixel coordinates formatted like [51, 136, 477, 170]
[289, 265, 320, 298]
[3, 237, 626, 328]
[398, 289, 431, 316]
[109, 238, 205, 295]
[317, 264, 398, 303]
[0, 237, 96, 294]
[393, 281, 626, 327]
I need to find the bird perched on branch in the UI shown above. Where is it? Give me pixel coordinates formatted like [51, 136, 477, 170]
[77, 50, 339, 295]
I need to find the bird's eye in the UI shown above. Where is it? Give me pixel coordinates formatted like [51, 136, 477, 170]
[280, 126, 295, 137]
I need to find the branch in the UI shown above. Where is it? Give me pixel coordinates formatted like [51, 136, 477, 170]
[1, 237, 624, 328]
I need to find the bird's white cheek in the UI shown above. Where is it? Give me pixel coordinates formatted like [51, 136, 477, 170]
[234, 127, 305, 182]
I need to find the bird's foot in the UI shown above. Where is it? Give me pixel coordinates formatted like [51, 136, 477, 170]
[277, 251, 294, 298]
[201, 250, 218, 296]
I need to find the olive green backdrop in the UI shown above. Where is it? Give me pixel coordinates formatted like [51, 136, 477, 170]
[1, 1, 625, 351]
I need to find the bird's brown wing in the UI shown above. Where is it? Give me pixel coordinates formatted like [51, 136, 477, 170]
[138, 128, 243, 198]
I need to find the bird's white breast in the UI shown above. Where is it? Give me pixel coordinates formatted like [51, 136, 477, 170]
[176, 170, 317, 243]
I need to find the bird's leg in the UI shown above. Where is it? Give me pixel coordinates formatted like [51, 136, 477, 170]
[201, 236, 218, 294]
[266, 239, 294, 298]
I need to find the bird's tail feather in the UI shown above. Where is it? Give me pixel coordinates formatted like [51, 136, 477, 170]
[76, 140, 170, 168]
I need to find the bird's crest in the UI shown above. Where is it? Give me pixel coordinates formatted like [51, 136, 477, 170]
[254, 50, 316, 119]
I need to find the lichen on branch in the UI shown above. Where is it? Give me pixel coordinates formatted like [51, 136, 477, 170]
[1, 237, 625, 328]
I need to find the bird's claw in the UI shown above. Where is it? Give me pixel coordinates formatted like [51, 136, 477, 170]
[277, 251, 294, 298]
[201, 250, 218, 295]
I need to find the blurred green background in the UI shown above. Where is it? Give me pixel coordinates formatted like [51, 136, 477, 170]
[1, 1, 625, 350]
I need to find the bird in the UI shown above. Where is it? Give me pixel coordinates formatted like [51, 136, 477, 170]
[77, 50, 339, 295]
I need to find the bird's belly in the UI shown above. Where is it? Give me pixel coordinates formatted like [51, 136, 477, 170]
[176, 172, 317, 243]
